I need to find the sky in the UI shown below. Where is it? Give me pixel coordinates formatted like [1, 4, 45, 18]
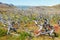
[0, 0, 60, 6]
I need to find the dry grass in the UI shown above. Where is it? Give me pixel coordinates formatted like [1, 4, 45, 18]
[0, 22, 60, 40]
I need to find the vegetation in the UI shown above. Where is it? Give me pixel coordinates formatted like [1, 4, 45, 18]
[0, 28, 7, 37]
[0, 2, 60, 40]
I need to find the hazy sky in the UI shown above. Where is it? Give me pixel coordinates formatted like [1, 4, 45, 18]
[0, 0, 60, 6]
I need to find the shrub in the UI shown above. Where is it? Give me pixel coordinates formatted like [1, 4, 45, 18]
[19, 32, 31, 40]
[0, 28, 7, 37]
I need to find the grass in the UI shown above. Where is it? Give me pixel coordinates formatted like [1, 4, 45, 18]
[19, 31, 31, 40]
[0, 12, 60, 40]
[0, 28, 7, 37]
[0, 21, 60, 40]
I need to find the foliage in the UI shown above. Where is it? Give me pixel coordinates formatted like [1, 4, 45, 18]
[19, 31, 31, 40]
[0, 28, 7, 37]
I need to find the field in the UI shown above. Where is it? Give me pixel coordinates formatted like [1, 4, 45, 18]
[0, 3, 60, 40]
[0, 12, 60, 40]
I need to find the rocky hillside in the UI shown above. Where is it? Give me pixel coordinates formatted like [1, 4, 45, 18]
[0, 2, 14, 8]
[15, 5, 60, 17]
[0, 2, 60, 16]
[0, 2, 20, 13]
[25, 5, 60, 15]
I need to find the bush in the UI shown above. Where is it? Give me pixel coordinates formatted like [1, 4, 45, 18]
[0, 28, 7, 37]
[19, 32, 31, 40]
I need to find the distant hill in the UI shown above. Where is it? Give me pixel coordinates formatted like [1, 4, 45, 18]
[0, 2, 60, 15]
[0, 2, 14, 8]
[17, 4, 60, 15]
[52, 4, 60, 10]
[52, 4, 60, 7]
[0, 2, 19, 13]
